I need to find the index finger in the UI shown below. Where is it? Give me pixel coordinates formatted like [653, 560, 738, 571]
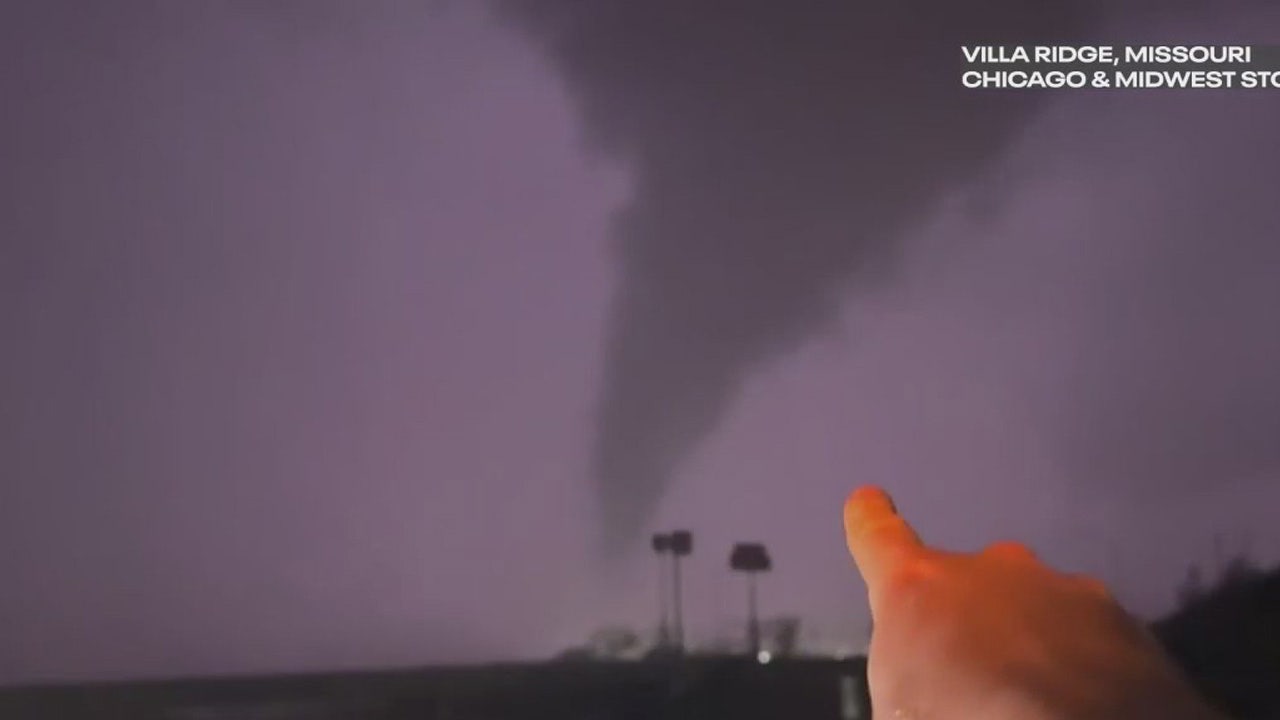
[843, 486, 923, 597]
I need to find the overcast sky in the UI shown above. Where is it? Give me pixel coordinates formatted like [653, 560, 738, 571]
[2, 0, 1280, 685]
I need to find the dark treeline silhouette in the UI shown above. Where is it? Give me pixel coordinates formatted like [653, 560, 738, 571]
[1154, 556, 1280, 720]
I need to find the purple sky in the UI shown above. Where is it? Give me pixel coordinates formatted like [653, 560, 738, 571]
[3, 0, 1280, 684]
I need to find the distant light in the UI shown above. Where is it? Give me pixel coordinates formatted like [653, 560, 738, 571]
[756, 650, 772, 664]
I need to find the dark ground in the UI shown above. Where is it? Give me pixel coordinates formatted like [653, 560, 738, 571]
[3, 566, 1276, 720]
[0, 656, 870, 720]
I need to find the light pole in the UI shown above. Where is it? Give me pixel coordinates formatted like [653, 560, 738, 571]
[669, 530, 693, 652]
[730, 542, 772, 657]
[651, 532, 672, 650]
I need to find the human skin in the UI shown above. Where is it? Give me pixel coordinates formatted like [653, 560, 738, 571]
[842, 486, 1226, 720]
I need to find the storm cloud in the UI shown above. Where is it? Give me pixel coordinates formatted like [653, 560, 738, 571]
[495, 1, 1113, 554]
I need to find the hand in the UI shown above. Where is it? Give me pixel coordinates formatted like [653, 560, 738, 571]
[842, 486, 1225, 720]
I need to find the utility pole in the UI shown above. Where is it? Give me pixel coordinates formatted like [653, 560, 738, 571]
[651, 533, 672, 650]
[730, 542, 772, 658]
[669, 530, 693, 652]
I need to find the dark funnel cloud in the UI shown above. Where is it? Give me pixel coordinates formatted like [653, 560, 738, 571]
[495, 1, 1107, 556]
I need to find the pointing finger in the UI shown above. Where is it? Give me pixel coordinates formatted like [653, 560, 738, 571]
[843, 486, 923, 598]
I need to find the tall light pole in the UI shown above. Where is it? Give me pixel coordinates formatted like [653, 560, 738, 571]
[730, 542, 772, 657]
[669, 530, 693, 652]
[651, 533, 672, 650]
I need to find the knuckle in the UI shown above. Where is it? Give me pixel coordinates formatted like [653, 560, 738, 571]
[884, 555, 944, 605]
